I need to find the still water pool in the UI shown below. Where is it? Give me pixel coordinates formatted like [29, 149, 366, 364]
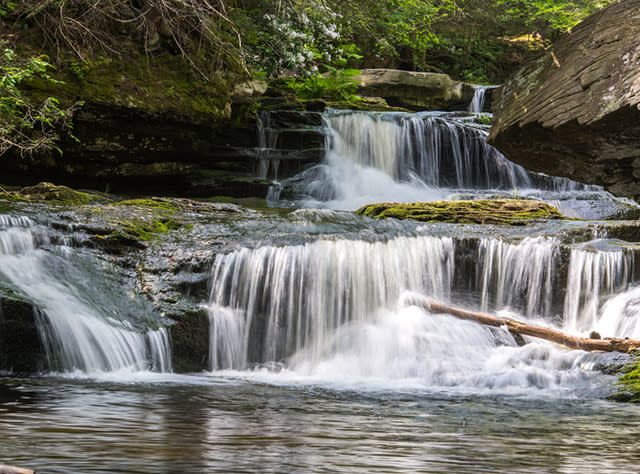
[1, 372, 639, 473]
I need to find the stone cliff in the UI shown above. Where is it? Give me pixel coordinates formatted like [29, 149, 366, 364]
[488, 0, 640, 201]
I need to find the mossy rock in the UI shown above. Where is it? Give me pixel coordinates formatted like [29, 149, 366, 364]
[356, 199, 566, 225]
[1, 182, 105, 205]
[610, 355, 640, 403]
[111, 198, 181, 212]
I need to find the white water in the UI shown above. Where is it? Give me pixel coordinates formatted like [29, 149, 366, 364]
[0, 216, 171, 374]
[563, 243, 635, 334]
[468, 85, 493, 113]
[479, 236, 559, 317]
[256, 111, 281, 178]
[207, 232, 638, 395]
[207, 235, 455, 369]
[283, 109, 621, 214]
[324, 110, 533, 189]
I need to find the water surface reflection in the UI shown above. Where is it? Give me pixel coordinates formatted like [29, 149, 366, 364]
[1, 375, 639, 473]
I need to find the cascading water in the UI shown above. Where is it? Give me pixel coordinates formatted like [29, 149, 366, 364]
[563, 242, 636, 334]
[3, 102, 640, 472]
[256, 111, 281, 179]
[206, 227, 640, 393]
[0, 215, 171, 374]
[278, 108, 616, 213]
[207, 235, 455, 369]
[477, 236, 561, 318]
[468, 85, 494, 113]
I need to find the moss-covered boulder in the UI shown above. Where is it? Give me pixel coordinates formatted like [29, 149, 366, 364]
[356, 199, 565, 225]
[0, 182, 105, 205]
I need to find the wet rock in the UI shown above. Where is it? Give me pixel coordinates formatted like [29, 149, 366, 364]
[0, 289, 44, 374]
[357, 199, 565, 225]
[166, 303, 210, 372]
[592, 351, 634, 375]
[356, 69, 475, 111]
[489, 0, 640, 201]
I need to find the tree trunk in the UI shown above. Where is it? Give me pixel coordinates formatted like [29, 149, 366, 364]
[404, 294, 640, 353]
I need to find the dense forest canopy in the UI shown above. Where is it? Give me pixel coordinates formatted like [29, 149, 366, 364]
[0, 0, 615, 155]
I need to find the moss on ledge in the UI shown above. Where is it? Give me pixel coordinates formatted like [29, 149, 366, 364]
[23, 52, 233, 124]
[356, 199, 565, 225]
[0, 182, 104, 205]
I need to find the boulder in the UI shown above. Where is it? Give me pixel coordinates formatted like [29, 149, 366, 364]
[356, 199, 564, 225]
[488, 0, 640, 201]
[231, 80, 268, 104]
[356, 69, 475, 111]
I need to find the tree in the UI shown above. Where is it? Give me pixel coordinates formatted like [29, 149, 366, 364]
[0, 42, 77, 156]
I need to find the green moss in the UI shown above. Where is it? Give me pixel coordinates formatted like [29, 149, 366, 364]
[356, 199, 565, 225]
[0, 192, 28, 202]
[12, 182, 103, 205]
[24, 52, 234, 124]
[611, 356, 640, 403]
[118, 217, 181, 241]
[111, 198, 180, 212]
[106, 198, 184, 242]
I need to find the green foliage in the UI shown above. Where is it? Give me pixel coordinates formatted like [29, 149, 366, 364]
[282, 68, 361, 102]
[4, 0, 617, 89]
[0, 1, 16, 17]
[68, 60, 89, 80]
[0, 41, 78, 156]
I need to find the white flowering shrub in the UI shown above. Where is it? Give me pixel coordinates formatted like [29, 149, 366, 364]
[248, 2, 346, 77]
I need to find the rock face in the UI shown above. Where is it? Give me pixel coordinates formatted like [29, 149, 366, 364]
[0, 103, 325, 198]
[488, 0, 640, 201]
[357, 69, 475, 111]
[0, 289, 44, 374]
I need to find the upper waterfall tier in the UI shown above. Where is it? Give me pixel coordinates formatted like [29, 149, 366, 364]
[271, 109, 620, 213]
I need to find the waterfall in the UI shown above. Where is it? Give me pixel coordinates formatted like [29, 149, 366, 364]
[563, 243, 635, 334]
[273, 108, 628, 217]
[256, 111, 281, 179]
[468, 85, 493, 113]
[478, 237, 559, 317]
[204, 232, 627, 392]
[325, 110, 533, 189]
[207, 235, 455, 369]
[0, 215, 171, 374]
[206, 230, 640, 380]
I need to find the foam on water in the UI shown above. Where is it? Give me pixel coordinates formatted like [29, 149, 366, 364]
[205, 232, 632, 397]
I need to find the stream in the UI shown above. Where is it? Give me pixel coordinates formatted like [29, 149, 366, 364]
[1, 107, 640, 473]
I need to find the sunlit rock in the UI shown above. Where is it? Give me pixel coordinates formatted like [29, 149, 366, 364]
[489, 0, 640, 201]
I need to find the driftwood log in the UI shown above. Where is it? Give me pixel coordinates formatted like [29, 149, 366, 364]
[0, 465, 36, 474]
[403, 294, 640, 353]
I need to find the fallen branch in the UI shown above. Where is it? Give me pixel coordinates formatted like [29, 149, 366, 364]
[403, 294, 640, 353]
[0, 464, 36, 474]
